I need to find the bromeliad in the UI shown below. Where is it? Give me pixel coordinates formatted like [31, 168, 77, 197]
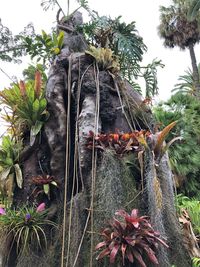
[96, 209, 168, 266]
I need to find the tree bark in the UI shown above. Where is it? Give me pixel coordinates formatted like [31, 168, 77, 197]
[189, 43, 200, 95]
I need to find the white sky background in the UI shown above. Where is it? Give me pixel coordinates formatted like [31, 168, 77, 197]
[0, 0, 200, 135]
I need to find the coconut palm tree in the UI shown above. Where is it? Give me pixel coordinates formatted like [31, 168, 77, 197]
[158, 0, 200, 94]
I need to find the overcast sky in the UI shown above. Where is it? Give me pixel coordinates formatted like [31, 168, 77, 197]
[0, 0, 200, 100]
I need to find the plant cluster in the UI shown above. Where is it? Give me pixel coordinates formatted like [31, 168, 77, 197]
[85, 46, 120, 73]
[0, 135, 23, 201]
[87, 121, 176, 158]
[86, 130, 150, 154]
[176, 194, 200, 236]
[193, 257, 200, 267]
[154, 92, 200, 198]
[23, 30, 64, 65]
[0, 203, 57, 257]
[0, 70, 48, 145]
[80, 14, 163, 97]
[32, 175, 58, 199]
[96, 209, 168, 266]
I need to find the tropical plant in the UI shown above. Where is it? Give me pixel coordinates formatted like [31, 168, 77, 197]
[0, 71, 48, 145]
[86, 130, 150, 154]
[142, 59, 164, 97]
[23, 63, 48, 82]
[41, 0, 90, 16]
[32, 175, 58, 199]
[87, 121, 176, 160]
[176, 194, 200, 235]
[193, 257, 200, 267]
[23, 30, 64, 65]
[158, 0, 200, 93]
[173, 63, 200, 95]
[0, 135, 23, 201]
[0, 203, 57, 258]
[95, 209, 168, 266]
[80, 15, 163, 97]
[85, 46, 120, 73]
[154, 92, 200, 198]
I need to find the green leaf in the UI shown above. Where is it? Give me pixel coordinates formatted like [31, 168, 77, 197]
[32, 99, 40, 113]
[57, 31, 64, 48]
[39, 98, 47, 114]
[41, 30, 47, 40]
[4, 158, 13, 167]
[14, 164, 23, 189]
[52, 32, 57, 46]
[30, 121, 43, 146]
[26, 85, 35, 103]
[43, 184, 49, 195]
[0, 167, 11, 181]
[2, 136, 12, 151]
[52, 47, 60, 55]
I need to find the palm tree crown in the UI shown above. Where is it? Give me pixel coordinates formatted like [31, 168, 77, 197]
[158, 0, 200, 49]
[158, 0, 200, 94]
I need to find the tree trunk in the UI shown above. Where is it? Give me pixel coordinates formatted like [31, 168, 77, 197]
[189, 43, 200, 95]
[3, 12, 191, 267]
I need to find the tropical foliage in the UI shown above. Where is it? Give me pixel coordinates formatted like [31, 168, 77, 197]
[85, 46, 120, 73]
[158, 0, 200, 93]
[0, 135, 23, 202]
[158, 0, 200, 49]
[0, 19, 63, 66]
[176, 194, 200, 235]
[154, 92, 200, 198]
[96, 209, 168, 266]
[80, 14, 163, 97]
[172, 64, 200, 95]
[32, 175, 58, 199]
[23, 30, 64, 65]
[193, 257, 200, 267]
[0, 203, 57, 258]
[87, 122, 176, 159]
[0, 71, 48, 145]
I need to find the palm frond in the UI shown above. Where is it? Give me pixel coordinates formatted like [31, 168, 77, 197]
[187, 0, 200, 21]
[173, 64, 200, 95]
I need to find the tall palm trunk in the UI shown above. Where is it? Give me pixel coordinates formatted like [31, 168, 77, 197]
[189, 43, 200, 94]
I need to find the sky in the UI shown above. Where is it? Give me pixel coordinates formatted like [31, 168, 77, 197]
[1, 0, 199, 98]
[0, 0, 200, 136]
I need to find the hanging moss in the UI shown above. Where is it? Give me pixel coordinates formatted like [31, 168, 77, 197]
[92, 149, 139, 267]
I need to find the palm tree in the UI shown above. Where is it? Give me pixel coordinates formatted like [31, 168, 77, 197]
[173, 63, 200, 95]
[158, 0, 200, 94]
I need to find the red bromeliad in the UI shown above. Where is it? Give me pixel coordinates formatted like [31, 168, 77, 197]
[95, 209, 168, 266]
[87, 121, 177, 157]
[87, 130, 151, 154]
